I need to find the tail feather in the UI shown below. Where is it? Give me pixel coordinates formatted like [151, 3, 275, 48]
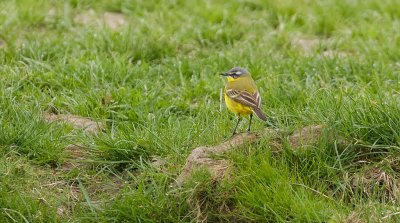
[253, 108, 267, 121]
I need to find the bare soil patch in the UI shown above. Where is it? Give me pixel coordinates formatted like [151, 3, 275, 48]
[74, 10, 96, 25]
[292, 36, 320, 53]
[55, 144, 90, 172]
[103, 12, 126, 30]
[322, 49, 350, 58]
[292, 35, 350, 58]
[44, 113, 104, 134]
[74, 10, 126, 30]
[288, 125, 324, 149]
[0, 39, 5, 49]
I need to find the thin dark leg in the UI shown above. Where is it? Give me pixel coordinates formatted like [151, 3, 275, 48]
[232, 116, 241, 135]
[247, 114, 253, 133]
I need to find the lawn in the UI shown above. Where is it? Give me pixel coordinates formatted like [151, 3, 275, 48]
[1, 0, 400, 222]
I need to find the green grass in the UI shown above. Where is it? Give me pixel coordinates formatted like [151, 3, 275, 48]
[1, 0, 400, 222]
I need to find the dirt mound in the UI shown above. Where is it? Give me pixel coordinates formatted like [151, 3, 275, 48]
[175, 125, 324, 187]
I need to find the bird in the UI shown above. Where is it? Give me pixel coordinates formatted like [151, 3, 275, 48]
[220, 67, 267, 135]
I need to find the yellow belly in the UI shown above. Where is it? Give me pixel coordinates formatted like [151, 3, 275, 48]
[224, 94, 253, 116]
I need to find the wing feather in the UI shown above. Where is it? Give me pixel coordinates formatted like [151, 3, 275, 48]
[226, 89, 259, 108]
[254, 91, 261, 108]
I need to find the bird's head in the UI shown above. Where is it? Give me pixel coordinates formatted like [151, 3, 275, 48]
[220, 67, 250, 81]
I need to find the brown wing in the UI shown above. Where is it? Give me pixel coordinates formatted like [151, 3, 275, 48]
[226, 89, 259, 109]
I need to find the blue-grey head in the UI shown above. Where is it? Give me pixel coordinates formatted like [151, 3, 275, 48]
[220, 67, 250, 79]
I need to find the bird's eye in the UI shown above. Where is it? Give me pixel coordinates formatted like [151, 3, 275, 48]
[231, 74, 238, 79]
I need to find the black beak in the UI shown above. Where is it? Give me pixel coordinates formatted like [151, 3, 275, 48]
[220, 73, 228, 76]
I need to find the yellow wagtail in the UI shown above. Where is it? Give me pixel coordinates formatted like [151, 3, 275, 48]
[220, 67, 267, 135]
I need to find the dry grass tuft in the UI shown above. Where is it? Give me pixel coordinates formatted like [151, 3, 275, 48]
[349, 167, 399, 202]
[344, 211, 365, 223]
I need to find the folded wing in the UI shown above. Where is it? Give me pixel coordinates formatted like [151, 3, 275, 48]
[226, 89, 267, 121]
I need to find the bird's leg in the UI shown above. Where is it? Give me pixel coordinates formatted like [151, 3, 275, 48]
[232, 116, 241, 135]
[247, 114, 253, 133]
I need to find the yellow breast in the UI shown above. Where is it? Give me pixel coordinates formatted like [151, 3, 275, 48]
[223, 75, 258, 116]
[224, 93, 253, 116]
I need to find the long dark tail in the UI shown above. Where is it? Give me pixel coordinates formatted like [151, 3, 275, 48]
[253, 108, 267, 121]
